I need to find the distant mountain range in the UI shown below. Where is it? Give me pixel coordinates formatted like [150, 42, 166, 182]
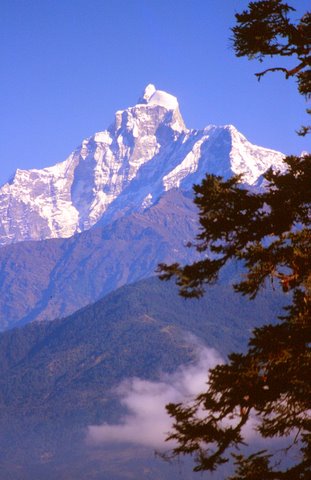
[0, 85, 288, 478]
[0, 85, 292, 480]
[0, 85, 285, 331]
[0, 84, 284, 247]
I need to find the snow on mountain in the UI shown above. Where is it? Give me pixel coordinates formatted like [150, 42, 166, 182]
[0, 84, 284, 246]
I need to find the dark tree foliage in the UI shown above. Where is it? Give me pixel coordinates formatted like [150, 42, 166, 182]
[232, 0, 310, 135]
[160, 157, 311, 300]
[158, 2, 311, 478]
[159, 157, 311, 478]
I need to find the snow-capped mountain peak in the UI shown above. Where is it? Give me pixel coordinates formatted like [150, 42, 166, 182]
[138, 83, 157, 103]
[114, 84, 186, 135]
[138, 83, 179, 110]
[0, 86, 284, 246]
[145, 85, 179, 111]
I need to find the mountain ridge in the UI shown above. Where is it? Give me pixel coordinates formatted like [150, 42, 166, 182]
[0, 84, 284, 247]
[0, 190, 200, 330]
[0, 275, 284, 480]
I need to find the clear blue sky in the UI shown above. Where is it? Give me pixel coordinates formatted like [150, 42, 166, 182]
[1, 0, 309, 186]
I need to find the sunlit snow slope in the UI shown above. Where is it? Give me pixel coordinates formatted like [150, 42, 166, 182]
[0, 84, 284, 246]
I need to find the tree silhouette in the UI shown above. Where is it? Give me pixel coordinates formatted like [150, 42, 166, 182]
[233, 0, 310, 135]
[159, 2, 311, 478]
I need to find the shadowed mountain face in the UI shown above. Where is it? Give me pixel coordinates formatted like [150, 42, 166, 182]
[0, 276, 283, 479]
[0, 190, 201, 331]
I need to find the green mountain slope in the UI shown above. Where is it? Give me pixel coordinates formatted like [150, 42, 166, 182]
[0, 276, 283, 479]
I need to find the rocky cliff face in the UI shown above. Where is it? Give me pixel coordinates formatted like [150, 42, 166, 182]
[0, 84, 284, 247]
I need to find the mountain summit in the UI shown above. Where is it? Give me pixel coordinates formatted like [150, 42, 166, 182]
[0, 85, 284, 246]
[138, 83, 180, 111]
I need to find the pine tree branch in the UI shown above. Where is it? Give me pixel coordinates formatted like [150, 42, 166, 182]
[255, 61, 307, 81]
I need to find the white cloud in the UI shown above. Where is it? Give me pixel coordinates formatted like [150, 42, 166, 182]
[87, 345, 223, 448]
[87, 341, 301, 471]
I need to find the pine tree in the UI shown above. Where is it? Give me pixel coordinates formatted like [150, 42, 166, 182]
[232, 0, 310, 135]
[158, 2, 311, 478]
